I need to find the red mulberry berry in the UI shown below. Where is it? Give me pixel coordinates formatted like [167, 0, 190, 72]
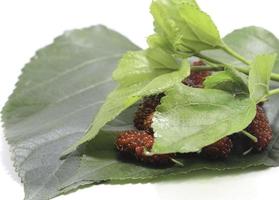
[134, 94, 164, 132]
[201, 137, 233, 159]
[246, 105, 272, 151]
[182, 60, 211, 88]
[115, 130, 173, 165]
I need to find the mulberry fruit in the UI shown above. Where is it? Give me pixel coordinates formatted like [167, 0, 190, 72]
[201, 137, 233, 159]
[134, 94, 164, 132]
[246, 105, 272, 151]
[115, 130, 173, 165]
[182, 60, 211, 88]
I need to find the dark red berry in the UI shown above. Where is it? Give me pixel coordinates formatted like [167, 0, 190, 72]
[201, 137, 233, 159]
[246, 105, 272, 151]
[134, 94, 164, 132]
[115, 130, 173, 165]
[182, 60, 211, 88]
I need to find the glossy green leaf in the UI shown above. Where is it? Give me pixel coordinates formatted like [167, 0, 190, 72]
[248, 54, 277, 102]
[151, 0, 223, 55]
[151, 84, 256, 154]
[147, 34, 174, 55]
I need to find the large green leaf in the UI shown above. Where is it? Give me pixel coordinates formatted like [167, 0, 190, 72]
[64, 49, 190, 155]
[151, 84, 256, 154]
[1, 25, 139, 200]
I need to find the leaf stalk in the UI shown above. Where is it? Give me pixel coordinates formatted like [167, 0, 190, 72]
[221, 44, 251, 65]
[241, 130, 258, 143]
[267, 88, 279, 97]
[194, 54, 279, 82]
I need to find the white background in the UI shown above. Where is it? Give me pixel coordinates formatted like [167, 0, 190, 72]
[1, 0, 279, 199]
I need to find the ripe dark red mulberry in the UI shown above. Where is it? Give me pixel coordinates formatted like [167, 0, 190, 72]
[115, 130, 173, 165]
[133, 94, 164, 132]
[201, 137, 233, 159]
[246, 105, 272, 151]
[182, 60, 211, 88]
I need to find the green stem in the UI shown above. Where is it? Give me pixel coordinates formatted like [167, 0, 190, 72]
[233, 66, 249, 74]
[270, 73, 279, 82]
[195, 53, 279, 82]
[267, 88, 279, 97]
[191, 65, 223, 72]
[221, 44, 251, 65]
[241, 130, 258, 143]
[227, 66, 279, 82]
[196, 53, 226, 66]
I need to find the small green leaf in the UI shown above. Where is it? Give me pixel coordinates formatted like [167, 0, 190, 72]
[132, 60, 190, 98]
[146, 48, 180, 70]
[204, 67, 249, 95]
[150, 0, 223, 55]
[151, 84, 256, 154]
[65, 49, 190, 155]
[248, 54, 277, 102]
[147, 34, 174, 54]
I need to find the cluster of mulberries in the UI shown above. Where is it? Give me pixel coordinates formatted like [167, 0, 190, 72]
[115, 130, 173, 166]
[246, 105, 272, 151]
[115, 60, 273, 165]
